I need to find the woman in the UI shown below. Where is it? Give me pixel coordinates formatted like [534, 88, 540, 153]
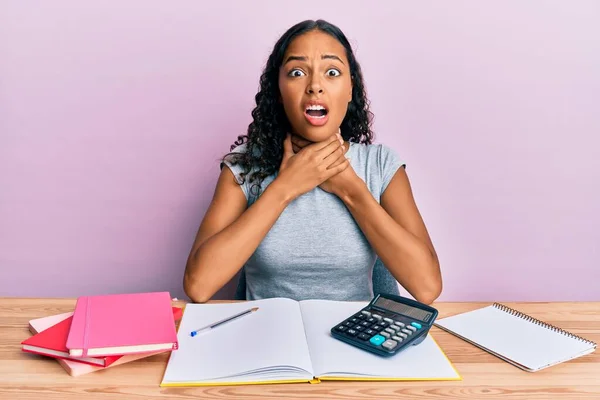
[183, 19, 442, 304]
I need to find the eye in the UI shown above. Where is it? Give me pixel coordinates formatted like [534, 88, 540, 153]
[326, 68, 341, 77]
[288, 69, 305, 77]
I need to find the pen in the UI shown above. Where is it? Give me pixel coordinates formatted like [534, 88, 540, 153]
[190, 307, 259, 337]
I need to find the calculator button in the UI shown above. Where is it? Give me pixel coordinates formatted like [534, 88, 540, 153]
[350, 317, 358, 323]
[389, 324, 400, 331]
[401, 328, 412, 335]
[407, 325, 417, 332]
[356, 314, 366, 320]
[355, 325, 365, 332]
[361, 310, 371, 317]
[335, 325, 347, 332]
[374, 323, 387, 330]
[392, 335, 404, 343]
[398, 332, 408, 339]
[411, 322, 422, 329]
[382, 339, 398, 350]
[393, 321, 405, 328]
[344, 321, 354, 327]
[358, 333, 371, 341]
[365, 329, 376, 335]
[360, 321, 371, 327]
[347, 329, 358, 336]
[367, 317, 376, 323]
[384, 328, 396, 335]
[372, 314, 382, 320]
[383, 317, 394, 323]
[380, 331, 390, 339]
[369, 335, 386, 346]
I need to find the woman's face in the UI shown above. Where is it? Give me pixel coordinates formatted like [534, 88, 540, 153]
[278, 30, 353, 142]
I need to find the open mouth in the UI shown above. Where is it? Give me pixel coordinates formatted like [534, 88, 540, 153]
[304, 104, 330, 126]
[305, 104, 328, 118]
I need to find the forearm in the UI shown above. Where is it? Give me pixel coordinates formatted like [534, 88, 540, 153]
[184, 181, 293, 302]
[339, 181, 441, 304]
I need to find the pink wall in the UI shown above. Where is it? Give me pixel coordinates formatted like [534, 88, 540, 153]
[1, 1, 599, 301]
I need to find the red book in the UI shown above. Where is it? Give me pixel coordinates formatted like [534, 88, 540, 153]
[22, 314, 120, 367]
[22, 306, 183, 367]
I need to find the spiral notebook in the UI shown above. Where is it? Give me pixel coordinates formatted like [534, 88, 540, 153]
[434, 303, 597, 372]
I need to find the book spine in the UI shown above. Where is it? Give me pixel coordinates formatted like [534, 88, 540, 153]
[83, 296, 91, 357]
[66, 296, 88, 356]
[493, 303, 597, 347]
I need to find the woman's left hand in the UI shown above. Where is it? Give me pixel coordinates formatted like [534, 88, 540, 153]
[291, 130, 362, 198]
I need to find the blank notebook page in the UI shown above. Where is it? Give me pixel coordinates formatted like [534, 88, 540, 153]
[299, 299, 460, 380]
[435, 304, 596, 371]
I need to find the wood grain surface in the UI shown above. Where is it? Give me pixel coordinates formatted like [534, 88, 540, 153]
[1, 298, 598, 399]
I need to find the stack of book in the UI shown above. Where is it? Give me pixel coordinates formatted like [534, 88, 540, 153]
[21, 291, 181, 376]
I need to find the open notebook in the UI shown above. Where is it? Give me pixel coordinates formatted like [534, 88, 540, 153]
[160, 298, 461, 386]
[434, 303, 597, 372]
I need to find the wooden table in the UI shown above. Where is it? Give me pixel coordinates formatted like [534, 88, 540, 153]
[1, 298, 598, 399]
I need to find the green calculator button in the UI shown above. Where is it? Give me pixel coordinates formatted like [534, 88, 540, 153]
[369, 334, 386, 346]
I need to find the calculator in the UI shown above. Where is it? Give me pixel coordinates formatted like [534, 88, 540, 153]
[330, 293, 438, 357]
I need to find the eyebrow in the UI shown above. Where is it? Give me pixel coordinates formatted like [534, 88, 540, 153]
[284, 54, 345, 65]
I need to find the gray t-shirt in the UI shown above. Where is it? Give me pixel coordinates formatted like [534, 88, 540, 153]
[222, 141, 405, 301]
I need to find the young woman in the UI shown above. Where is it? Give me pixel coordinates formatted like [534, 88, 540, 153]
[184, 19, 442, 304]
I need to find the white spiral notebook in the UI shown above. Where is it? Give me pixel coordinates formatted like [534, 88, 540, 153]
[434, 303, 596, 372]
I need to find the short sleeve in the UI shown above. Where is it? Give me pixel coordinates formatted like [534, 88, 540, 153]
[378, 144, 405, 195]
[220, 144, 252, 202]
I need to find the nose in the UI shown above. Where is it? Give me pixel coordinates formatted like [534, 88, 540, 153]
[306, 75, 324, 94]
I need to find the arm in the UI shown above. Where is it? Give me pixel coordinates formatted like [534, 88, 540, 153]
[183, 166, 292, 303]
[337, 167, 442, 304]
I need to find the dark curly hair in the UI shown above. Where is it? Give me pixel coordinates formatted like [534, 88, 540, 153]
[223, 19, 374, 196]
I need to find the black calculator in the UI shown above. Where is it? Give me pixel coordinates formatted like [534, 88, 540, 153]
[330, 293, 438, 357]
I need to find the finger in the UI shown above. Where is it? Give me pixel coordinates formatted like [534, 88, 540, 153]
[314, 135, 343, 159]
[326, 150, 348, 170]
[336, 130, 344, 146]
[282, 134, 294, 160]
[323, 143, 346, 166]
[325, 158, 350, 177]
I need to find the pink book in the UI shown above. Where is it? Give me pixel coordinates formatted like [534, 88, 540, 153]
[66, 291, 179, 357]
[28, 307, 183, 377]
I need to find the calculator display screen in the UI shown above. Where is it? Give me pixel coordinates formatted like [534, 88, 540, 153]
[374, 297, 433, 322]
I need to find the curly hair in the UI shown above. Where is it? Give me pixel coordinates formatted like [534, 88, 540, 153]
[223, 19, 374, 196]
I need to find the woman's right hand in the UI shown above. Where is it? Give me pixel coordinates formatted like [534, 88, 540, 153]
[274, 133, 349, 200]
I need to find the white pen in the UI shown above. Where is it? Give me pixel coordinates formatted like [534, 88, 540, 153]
[190, 307, 259, 337]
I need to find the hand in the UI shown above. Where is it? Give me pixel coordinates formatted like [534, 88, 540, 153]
[291, 130, 361, 197]
[275, 133, 350, 200]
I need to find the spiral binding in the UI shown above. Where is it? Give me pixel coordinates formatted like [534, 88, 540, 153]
[493, 303, 597, 347]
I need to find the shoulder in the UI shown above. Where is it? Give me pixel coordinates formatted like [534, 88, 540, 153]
[350, 141, 406, 197]
[222, 142, 250, 161]
[350, 141, 406, 176]
[351, 141, 403, 162]
[220, 143, 254, 201]
[220, 142, 270, 204]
